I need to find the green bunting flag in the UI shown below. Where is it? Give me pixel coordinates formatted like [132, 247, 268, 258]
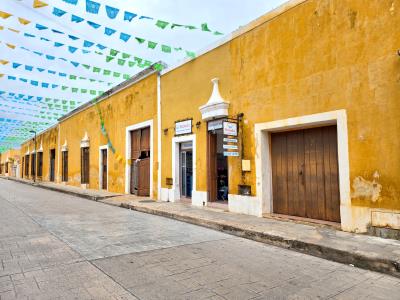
[156, 20, 169, 29]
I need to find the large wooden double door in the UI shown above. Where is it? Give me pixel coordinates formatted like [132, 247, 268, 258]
[271, 125, 340, 223]
[130, 127, 150, 196]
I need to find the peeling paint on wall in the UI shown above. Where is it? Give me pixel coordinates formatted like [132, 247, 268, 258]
[352, 171, 382, 203]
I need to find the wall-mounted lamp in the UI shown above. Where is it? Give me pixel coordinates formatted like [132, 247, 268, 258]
[237, 113, 244, 121]
[163, 128, 169, 135]
[196, 121, 201, 129]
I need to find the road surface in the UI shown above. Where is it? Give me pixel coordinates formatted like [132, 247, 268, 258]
[0, 179, 399, 299]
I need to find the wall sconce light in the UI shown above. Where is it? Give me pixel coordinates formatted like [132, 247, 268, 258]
[163, 128, 169, 135]
[237, 113, 244, 121]
[196, 121, 201, 129]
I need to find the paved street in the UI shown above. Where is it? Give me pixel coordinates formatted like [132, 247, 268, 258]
[0, 180, 399, 300]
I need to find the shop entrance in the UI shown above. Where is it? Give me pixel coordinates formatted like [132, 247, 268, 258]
[179, 142, 193, 199]
[207, 128, 228, 203]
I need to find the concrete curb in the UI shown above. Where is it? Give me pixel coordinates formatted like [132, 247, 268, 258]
[119, 202, 400, 279]
[1, 176, 116, 201]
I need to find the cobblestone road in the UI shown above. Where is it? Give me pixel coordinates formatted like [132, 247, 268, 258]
[0, 180, 399, 299]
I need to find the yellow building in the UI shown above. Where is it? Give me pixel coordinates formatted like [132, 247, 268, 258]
[0, 149, 20, 177]
[20, 125, 59, 181]
[57, 67, 159, 196]
[158, 0, 400, 233]
[14, 0, 400, 233]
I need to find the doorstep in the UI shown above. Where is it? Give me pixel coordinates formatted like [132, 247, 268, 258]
[102, 196, 400, 278]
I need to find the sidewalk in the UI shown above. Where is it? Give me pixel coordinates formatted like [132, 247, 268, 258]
[2, 176, 121, 201]
[102, 195, 400, 279]
[2, 176, 400, 278]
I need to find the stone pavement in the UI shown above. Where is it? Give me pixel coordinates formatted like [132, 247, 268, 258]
[3, 176, 400, 278]
[1, 179, 400, 299]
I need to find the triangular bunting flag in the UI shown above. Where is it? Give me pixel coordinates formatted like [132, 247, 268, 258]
[33, 0, 48, 9]
[156, 20, 169, 29]
[0, 11, 12, 19]
[18, 18, 31, 25]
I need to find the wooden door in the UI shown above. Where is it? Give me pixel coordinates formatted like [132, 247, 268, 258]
[207, 133, 217, 202]
[140, 127, 150, 152]
[137, 158, 150, 196]
[80, 148, 89, 184]
[50, 149, 55, 182]
[271, 126, 340, 223]
[62, 151, 68, 182]
[25, 155, 29, 177]
[130, 130, 141, 160]
[130, 127, 150, 196]
[101, 149, 107, 190]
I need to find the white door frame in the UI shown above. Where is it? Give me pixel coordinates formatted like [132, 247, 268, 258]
[99, 145, 109, 190]
[125, 119, 154, 197]
[254, 110, 351, 230]
[170, 134, 196, 203]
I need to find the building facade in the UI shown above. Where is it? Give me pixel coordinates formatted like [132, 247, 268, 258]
[8, 0, 400, 233]
[0, 149, 20, 177]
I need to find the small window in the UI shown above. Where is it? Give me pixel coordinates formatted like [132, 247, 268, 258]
[62, 151, 68, 182]
[81, 147, 89, 184]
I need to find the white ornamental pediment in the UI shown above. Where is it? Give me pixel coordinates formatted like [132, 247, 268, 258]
[199, 78, 230, 121]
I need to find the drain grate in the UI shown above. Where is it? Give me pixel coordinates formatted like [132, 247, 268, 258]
[139, 200, 155, 203]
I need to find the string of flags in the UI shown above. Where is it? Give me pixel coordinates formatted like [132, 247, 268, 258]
[0, 90, 82, 110]
[1, 73, 105, 95]
[0, 0, 219, 151]
[0, 9, 196, 58]
[0, 41, 151, 78]
[59, 0, 223, 36]
[0, 60, 115, 85]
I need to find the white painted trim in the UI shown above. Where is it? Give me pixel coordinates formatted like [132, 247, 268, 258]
[157, 74, 162, 200]
[254, 110, 352, 230]
[171, 134, 196, 203]
[98, 145, 109, 191]
[125, 119, 154, 197]
[228, 194, 261, 217]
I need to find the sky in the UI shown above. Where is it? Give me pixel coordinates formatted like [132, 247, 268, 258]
[0, 0, 288, 152]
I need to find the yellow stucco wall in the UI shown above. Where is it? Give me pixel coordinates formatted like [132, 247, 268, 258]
[58, 73, 158, 195]
[20, 126, 59, 181]
[161, 0, 400, 212]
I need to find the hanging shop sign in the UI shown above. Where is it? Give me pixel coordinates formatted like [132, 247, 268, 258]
[175, 119, 192, 136]
[223, 121, 238, 136]
[224, 151, 240, 157]
[223, 144, 238, 150]
[208, 119, 223, 131]
[223, 137, 237, 143]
